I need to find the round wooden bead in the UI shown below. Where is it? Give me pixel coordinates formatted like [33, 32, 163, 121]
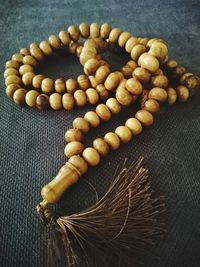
[179, 73, 193, 85]
[125, 77, 143, 95]
[138, 37, 149, 46]
[148, 87, 168, 102]
[90, 22, 100, 38]
[182, 74, 200, 91]
[22, 72, 35, 86]
[116, 87, 132, 106]
[104, 132, 120, 150]
[12, 53, 23, 63]
[166, 59, 178, 69]
[131, 44, 146, 61]
[135, 110, 154, 126]
[95, 65, 110, 83]
[133, 67, 151, 83]
[96, 84, 109, 99]
[30, 47, 44, 61]
[105, 72, 120, 91]
[80, 50, 97, 66]
[39, 41, 53, 56]
[74, 90, 87, 107]
[143, 99, 160, 113]
[5, 60, 19, 69]
[100, 23, 111, 39]
[5, 75, 21, 86]
[41, 78, 54, 94]
[148, 41, 168, 62]
[66, 79, 78, 94]
[88, 76, 98, 88]
[4, 68, 18, 78]
[68, 42, 79, 54]
[68, 155, 88, 174]
[171, 66, 186, 80]
[65, 128, 83, 142]
[20, 48, 30, 56]
[62, 93, 75, 110]
[125, 36, 138, 53]
[6, 84, 20, 98]
[166, 88, 177, 105]
[25, 90, 39, 107]
[176, 85, 189, 102]
[36, 94, 49, 110]
[32, 74, 44, 89]
[115, 126, 132, 143]
[121, 65, 133, 78]
[138, 53, 159, 73]
[84, 111, 100, 127]
[13, 88, 27, 105]
[77, 74, 90, 90]
[106, 98, 121, 114]
[49, 93, 62, 110]
[73, 117, 90, 133]
[118, 32, 132, 47]
[64, 141, 84, 158]
[19, 64, 34, 75]
[58, 31, 71, 46]
[147, 38, 165, 48]
[109, 28, 121, 43]
[54, 78, 66, 93]
[93, 138, 109, 156]
[82, 147, 100, 166]
[86, 88, 99, 105]
[48, 35, 61, 49]
[84, 58, 100, 75]
[30, 43, 38, 49]
[151, 74, 168, 88]
[96, 104, 111, 121]
[125, 118, 142, 135]
[79, 22, 90, 38]
[68, 25, 80, 41]
[23, 55, 37, 67]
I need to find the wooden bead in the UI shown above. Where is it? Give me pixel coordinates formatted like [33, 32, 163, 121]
[148, 41, 168, 62]
[182, 74, 200, 91]
[126, 60, 138, 69]
[115, 126, 132, 143]
[48, 35, 61, 49]
[131, 44, 146, 61]
[30, 43, 38, 49]
[73, 117, 90, 133]
[84, 111, 100, 127]
[30, 46, 44, 61]
[109, 28, 121, 43]
[138, 37, 149, 46]
[143, 99, 160, 113]
[166, 59, 178, 69]
[105, 72, 120, 91]
[88, 76, 98, 88]
[77, 74, 90, 90]
[19, 64, 34, 75]
[25, 90, 39, 107]
[100, 23, 111, 39]
[5, 75, 21, 86]
[95, 65, 110, 83]
[93, 138, 109, 156]
[96, 84, 109, 99]
[151, 74, 168, 88]
[96, 104, 111, 121]
[62, 93, 75, 110]
[166, 88, 177, 105]
[68, 155, 88, 174]
[12, 53, 23, 63]
[147, 38, 165, 48]
[54, 78, 66, 93]
[79, 23, 90, 38]
[90, 22, 100, 38]
[80, 50, 97, 65]
[65, 129, 83, 142]
[22, 55, 37, 67]
[68, 25, 80, 41]
[84, 58, 100, 75]
[32, 74, 44, 89]
[66, 78, 78, 94]
[36, 94, 49, 110]
[58, 31, 71, 46]
[39, 41, 53, 56]
[138, 53, 159, 73]
[125, 118, 142, 135]
[22, 72, 35, 86]
[82, 147, 100, 166]
[69, 42, 79, 54]
[125, 77, 143, 95]
[74, 90, 87, 107]
[116, 87, 132, 106]
[4, 68, 18, 78]
[179, 73, 193, 85]
[171, 66, 186, 80]
[121, 65, 133, 78]
[76, 45, 83, 57]
[125, 36, 138, 53]
[5, 60, 19, 69]
[13, 88, 27, 105]
[6, 84, 20, 98]
[106, 98, 121, 114]
[118, 32, 132, 47]
[104, 132, 120, 150]
[64, 141, 84, 158]
[148, 87, 167, 102]
[176, 85, 189, 102]
[20, 48, 30, 56]
[41, 78, 54, 94]
[49, 93, 62, 110]
[86, 88, 99, 105]
[135, 110, 154, 126]
[133, 67, 151, 83]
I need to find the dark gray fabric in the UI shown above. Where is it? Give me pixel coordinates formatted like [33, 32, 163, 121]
[0, 0, 200, 266]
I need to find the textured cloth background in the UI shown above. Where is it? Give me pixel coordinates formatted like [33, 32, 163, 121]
[0, 0, 200, 266]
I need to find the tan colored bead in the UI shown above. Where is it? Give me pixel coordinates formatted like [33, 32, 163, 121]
[80, 50, 97, 65]
[77, 75, 90, 90]
[25, 90, 39, 107]
[85, 88, 99, 105]
[179, 73, 193, 85]
[36, 94, 49, 110]
[32, 74, 44, 89]
[95, 65, 110, 83]
[30, 43, 38, 49]
[138, 53, 159, 73]
[54, 78, 66, 93]
[6, 84, 20, 98]
[12, 53, 23, 63]
[74, 90, 87, 107]
[39, 41, 53, 56]
[131, 44, 146, 61]
[125, 36, 138, 53]
[135, 110, 154, 126]
[68, 25, 80, 41]
[22, 55, 37, 67]
[88, 76, 98, 88]
[5, 75, 21, 86]
[125, 118, 142, 135]
[66, 78, 78, 94]
[48, 35, 61, 49]
[69, 42, 79, 54]
[143, 99, 160, 113]
[49, 93, 62, 110]
[115, 126, 132, 143]
[116, 87, 132, 106]
[105, 72, 120, 91]
[93, 138, 109, 156]
[104, 132, 120, 150]
[76, 45, 83, 57]
[90, 22, 100, 38]
[148, 41, 168, 62]
[176, 85, 189, 102]
[19, 64, 34, 75]
[106, 98, 121, 114]
[148, 87, 167, 102]
[109, 28, 121, 43]
[96, 84, 109, 99]
[68, 155, 88, 174]
[64, 141, 84, 158]
[41, 78, 54, 94]
[118, 32, 132, 47]
[121, 65, 133, 78]
[5, 60, 19, 69]
[147, 38, 165, 48]
[151, 74, 168, 88]
[62, 93, 75, 110]
[4, 68, 18, 78]
[65, 128, 83, 142]
[20, 48, 30, 56]
[126, 60, 138, 69]
[166, 88, 177, 105]
[79, 22, 90, 38]
[139, 38, 149, 46]
[30, 47, 44, 61]
[82, 147, 100, 166]
[133, 67, 150, 83]
[73, 117, 90, 133]
[171, 66, 186, 80]
[96, 104, 111, 121]
[84, 58, 100, 75]
[166, 59, 178, 69]
[100, 23, 111, 39]
[13, 88, 27, 105]
[182, 74, 200, 91]
[84, 111, 100, 127]
[58, 31, 71, 46]
[125, 77, 143, 95]
[22, 72, 35, 86]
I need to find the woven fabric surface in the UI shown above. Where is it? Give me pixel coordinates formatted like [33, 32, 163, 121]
[0, 0, 200, 266]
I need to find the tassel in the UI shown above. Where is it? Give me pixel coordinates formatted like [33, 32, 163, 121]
[38, 157, 165, 267]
